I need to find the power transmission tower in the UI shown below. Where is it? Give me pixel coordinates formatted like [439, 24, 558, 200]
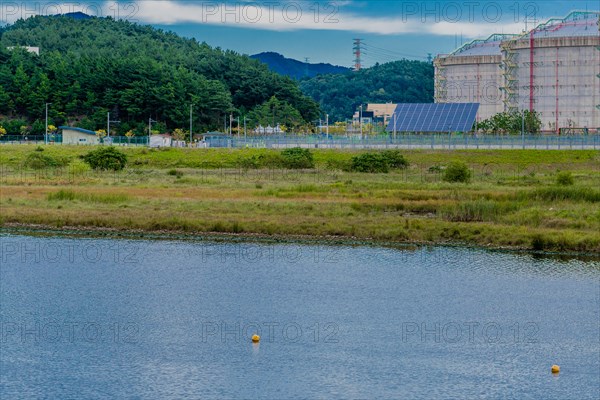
[353, 39, 363, 71]
[304, 57, 310, 77]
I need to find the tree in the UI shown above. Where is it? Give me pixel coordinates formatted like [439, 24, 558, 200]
[0, 126, 6, 137]
[95, 129, 107, 141]
[0, 15, 319, 132]
[172, 128, 186, 141]
[477, 110, 542, 135]
[125, 129, 135, 144]
[248, 96, 305, 130]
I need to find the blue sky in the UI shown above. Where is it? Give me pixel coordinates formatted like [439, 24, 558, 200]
[2, 1, 598, 66]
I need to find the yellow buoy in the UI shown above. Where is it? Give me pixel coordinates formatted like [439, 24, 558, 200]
[252, 334, 260, 343]
[551, 365, 560, 374]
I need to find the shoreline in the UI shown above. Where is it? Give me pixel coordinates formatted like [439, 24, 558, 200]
[3, 223, 600, 260]
[1, 146, 598, 256]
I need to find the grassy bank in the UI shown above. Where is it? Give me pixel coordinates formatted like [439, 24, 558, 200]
[1, 145, 599, 253]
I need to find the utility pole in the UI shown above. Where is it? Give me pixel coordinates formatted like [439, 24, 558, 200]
[107, 112, 120, 138]
[244, 116, 247, 140]
[229, 114, 233, 136]
[359, 105, 363, 140]
[522, 109, 525, 149]
[45, 102, 51, 145]
[237, 116, 240, 138]
[148, 117, 157, 147]
[189, 104, 193, 143]
[326, 114, 329, 136]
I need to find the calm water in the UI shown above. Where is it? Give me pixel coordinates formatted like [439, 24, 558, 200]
[1, 234, 599, 399]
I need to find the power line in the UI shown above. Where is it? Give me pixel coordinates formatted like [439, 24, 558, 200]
[362, 42, 427, 60]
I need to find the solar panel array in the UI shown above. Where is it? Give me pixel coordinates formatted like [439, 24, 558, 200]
[386, 103, 480, 133]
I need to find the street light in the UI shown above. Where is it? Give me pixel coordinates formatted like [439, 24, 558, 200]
[45, 102, 51, 145]
[107, 112, 120, 138]
[148, 117, 157, 147]
[189, 104, 194, 144]
[359, 105, 363, 140]
[521, 109, 525, 149]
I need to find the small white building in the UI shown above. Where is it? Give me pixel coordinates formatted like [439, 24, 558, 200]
[60, 126, 99, 145]
[149, 135, 172, 148]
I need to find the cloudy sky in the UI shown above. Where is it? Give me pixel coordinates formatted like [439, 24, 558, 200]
[2, 1, 598, 66]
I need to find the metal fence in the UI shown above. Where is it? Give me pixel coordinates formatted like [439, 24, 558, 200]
[1, 134, 599, 150]
[0, 135, 148, 146]
[207, 134, 600, 150]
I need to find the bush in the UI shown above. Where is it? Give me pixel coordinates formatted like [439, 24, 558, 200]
[443, 162, 471, 183]
[556, 171, 574, 186]
[82, 146, 127, 171]
[23, 152, 59, 169]
[380, 150, 409, 169]
[280, 147, 315, 169]
[349, 151, 409, 173]
[350, 153, 390, 173]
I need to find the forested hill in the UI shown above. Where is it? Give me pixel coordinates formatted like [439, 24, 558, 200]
[300, 60, 434, 122]
[0, 16, 319, 134]
[250, 52, 350, 80]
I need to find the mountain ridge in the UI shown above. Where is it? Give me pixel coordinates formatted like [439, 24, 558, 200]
[250, 52, 350, 79]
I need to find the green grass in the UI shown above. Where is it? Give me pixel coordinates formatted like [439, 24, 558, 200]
[47, 189, 131, 204]
[1, 145, 599, 253]
[522, 187, 600, 203]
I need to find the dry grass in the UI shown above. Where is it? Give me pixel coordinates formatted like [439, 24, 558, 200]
[1, 145, 599, 253]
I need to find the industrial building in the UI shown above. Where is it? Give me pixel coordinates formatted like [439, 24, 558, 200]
[59, 126, 99, 145]
[435, 11, 600, 133]
[434, 34, 517, 122]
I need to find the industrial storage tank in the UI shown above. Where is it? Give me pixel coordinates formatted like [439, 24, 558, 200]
[501, 11, 600, 133]
[435, 34, 517, 123]
[435, 11, 600, 133]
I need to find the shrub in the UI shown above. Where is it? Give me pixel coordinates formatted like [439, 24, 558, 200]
[443, 161, 471, 183]
[280, 147, 315, 169]
[555, 171, 574, 186]
[350, 153, 390, 173]
[82, 146, 127, 171]
[380, 150, 409, 169]
[349, 151, 409, 173]
[23, 152, 59, 169]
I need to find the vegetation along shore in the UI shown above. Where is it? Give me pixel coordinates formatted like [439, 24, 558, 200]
[0, 145, 599, 254]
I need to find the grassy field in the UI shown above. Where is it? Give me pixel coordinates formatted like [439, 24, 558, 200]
[1, 144, 599, 253]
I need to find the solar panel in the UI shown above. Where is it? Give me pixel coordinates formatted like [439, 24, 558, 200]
[386, 103, 479, 133]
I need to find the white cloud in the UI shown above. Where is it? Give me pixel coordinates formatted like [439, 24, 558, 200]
[0, 1, 527, 38]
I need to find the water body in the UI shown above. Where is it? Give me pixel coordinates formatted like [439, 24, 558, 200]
[1, 234, 598, 399]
